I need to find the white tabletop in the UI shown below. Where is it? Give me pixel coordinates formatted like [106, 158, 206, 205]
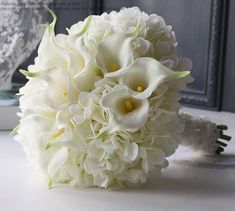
[1, 107, 235, 211]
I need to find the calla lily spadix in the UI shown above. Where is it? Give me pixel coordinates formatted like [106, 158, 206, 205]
[120, 57, 190, 99]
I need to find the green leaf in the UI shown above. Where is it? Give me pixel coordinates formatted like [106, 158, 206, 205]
[20, 69, 38, 78]
[37, 6, 57, 37]
[10, 124, 20, 136]
[129, 19, 141, 37]
[96, 129, 111, 140]
[78, 16, 92, 35]
[175, 71, 190, 79]
[45, 143, 52, 150]
[44, 5, 57, 29]
[48, 178, 53, 189]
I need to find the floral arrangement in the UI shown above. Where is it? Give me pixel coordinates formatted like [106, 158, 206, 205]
[14, 7, 231, 189]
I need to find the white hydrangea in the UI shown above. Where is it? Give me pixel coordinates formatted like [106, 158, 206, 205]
[16, 7, 193, 188]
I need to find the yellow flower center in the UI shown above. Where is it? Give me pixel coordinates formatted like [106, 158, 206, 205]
[136, 86, 143, 92]
[51, 128, 65, 139]
[95, 68, 103, 77]
[124, 99, 135, 113]
[63, 91, 68, 97]
[110, 63, 119, 72]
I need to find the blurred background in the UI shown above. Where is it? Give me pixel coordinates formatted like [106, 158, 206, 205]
[0, 0, 234, 112]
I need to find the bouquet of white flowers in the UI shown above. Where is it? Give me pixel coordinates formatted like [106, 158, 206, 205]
[14, 7, 231, 189]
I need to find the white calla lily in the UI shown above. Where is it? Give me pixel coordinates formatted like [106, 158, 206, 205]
[65, 36, 91, 77]
[66, 16, 100, 91]
[30, 11, 97, 92]
[95, 23, 141, 78]
[101, 86, 149, 132]
[120, 57, 190, 99]
[48, 147, 68, 178]
[74, 65, 100, 92]
[28, 9, 69, 72]
[40, 67, 77, 109]
[44, 110, 86, 151]
[96, 33, 134, 77]
[21, 66, 77, 109]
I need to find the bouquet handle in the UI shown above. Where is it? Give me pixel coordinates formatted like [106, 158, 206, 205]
[178, 112, 231, 155]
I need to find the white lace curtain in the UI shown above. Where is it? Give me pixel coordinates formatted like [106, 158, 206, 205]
[0, 0, 52, 90]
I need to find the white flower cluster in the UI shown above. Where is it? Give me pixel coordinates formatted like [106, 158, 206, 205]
[16, 7, 192, 188]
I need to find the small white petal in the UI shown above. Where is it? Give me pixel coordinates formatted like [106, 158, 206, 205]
[124, 143, 139, 162]
[84, 158, 99, 175]
[175, 57, 192, 71]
